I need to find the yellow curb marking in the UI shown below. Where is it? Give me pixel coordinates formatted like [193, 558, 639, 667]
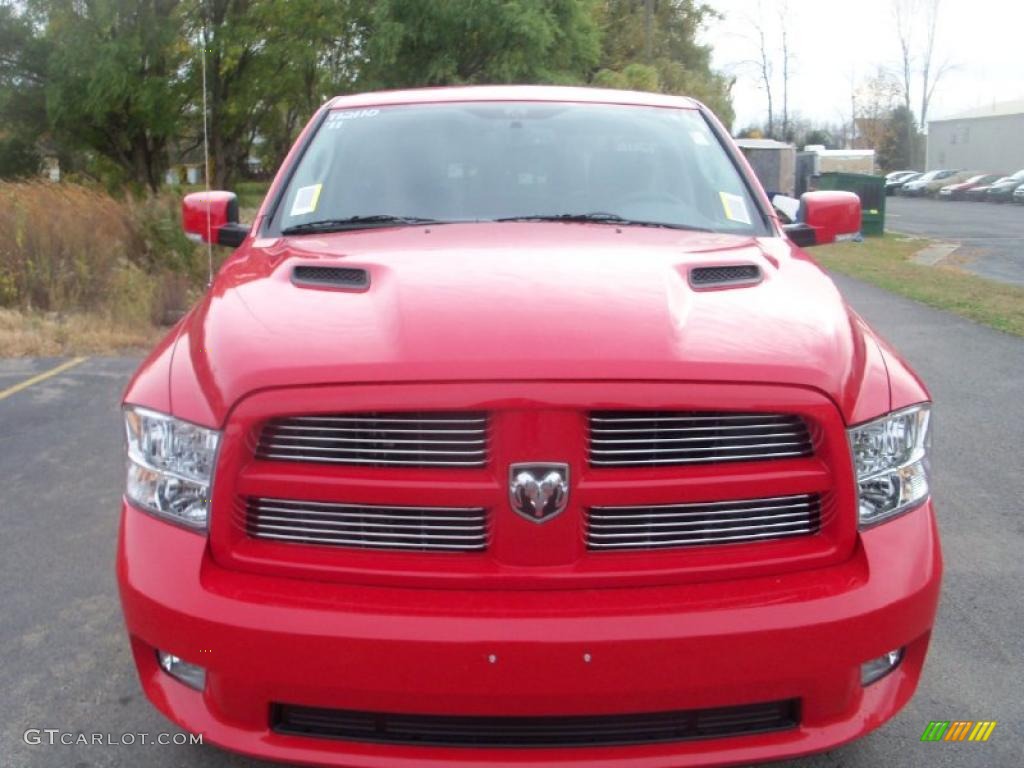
[0, 357, 88, 401]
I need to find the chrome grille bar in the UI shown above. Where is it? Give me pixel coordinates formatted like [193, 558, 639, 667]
[244, 497, 488, 552]
[587, 494, 821, 551]
[589, 411, 812, 467]
[256, 411, 488, 468]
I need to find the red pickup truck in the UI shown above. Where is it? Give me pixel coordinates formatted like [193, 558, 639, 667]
[117, 86, 941, 767]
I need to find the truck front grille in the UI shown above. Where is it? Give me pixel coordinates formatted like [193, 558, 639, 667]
[255, 411, 488, 467]
[589, 411, 813, 467]
[243, 497, 488, 552]
[587, 494, 821, 551]
[272, 699, 799, 747]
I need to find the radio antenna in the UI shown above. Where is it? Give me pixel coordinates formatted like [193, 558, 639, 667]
[200, 25, 213, 287]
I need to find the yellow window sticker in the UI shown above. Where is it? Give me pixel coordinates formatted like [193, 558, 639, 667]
[290, 183, 322, 216]
[719, 191, 751, 225]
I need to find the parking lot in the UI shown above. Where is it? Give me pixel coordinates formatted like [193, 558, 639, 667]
[887, 196, 1024, 285]
[1, 272, 1022, 768]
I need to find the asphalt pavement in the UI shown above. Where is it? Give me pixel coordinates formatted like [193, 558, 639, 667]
[2, 273, 1023, 767]
[887, 195, 1024, 285]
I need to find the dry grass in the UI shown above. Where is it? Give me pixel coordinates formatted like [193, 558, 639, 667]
[0, 181, 204, 356]
[0, 182, 140, 312]
[814, 234, 1024, 337]
[0, 308, 161, 356]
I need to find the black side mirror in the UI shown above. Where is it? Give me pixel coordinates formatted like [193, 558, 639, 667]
[217, 222, 249, 248]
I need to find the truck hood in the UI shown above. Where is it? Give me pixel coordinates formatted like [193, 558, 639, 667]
[168, 223, 880, 425]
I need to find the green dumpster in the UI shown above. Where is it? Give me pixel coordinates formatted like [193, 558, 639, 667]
[813, 172, 886, 236]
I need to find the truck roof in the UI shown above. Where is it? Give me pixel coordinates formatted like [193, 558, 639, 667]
[327, 85, 701, 111]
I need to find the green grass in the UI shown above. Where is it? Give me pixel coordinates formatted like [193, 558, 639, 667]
[234, 180, 271, 209]
[814, 234, 1024, 337]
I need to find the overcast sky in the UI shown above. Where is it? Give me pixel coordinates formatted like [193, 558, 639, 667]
[703, 0, 1024, 131]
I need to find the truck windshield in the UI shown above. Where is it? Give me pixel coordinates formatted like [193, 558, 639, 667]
[272, 102, 766, 236]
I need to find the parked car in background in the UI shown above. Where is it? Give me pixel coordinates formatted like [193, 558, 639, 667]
[1014, 184, 1024, 204]
[938, 174, 1002, 200]
[921, 170, 978, 197]
[886, 171, 921, 195]
[900, 169, 958, 196]
[967, 169, 1024, 201]
[965, 180, 1000, 201]
[116, 85, 941, 768]
[985, 170, 1024, 202]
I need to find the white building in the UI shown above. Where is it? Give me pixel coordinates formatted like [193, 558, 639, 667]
[927, 100, 1024, 173]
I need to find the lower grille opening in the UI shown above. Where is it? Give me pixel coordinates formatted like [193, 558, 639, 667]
[272, 699, 799, 748]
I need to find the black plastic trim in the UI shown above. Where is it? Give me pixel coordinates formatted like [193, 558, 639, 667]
[217, 222, 249, 248]
[689, 264, 763, 289]
[291, 265, 370, 291]
[271, 699, 800, 748]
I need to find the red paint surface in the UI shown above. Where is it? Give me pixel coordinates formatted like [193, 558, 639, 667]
[118, 498, 941, 767]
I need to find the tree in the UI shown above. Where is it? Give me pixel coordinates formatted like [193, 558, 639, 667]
[363, 0, 600, 88]
[183, 0, 269, 189]
[892, 0, 951, 166]
[892, 0, 916, 164]
[854, 67, 901, 149]
[0, 2, 58, 179]
[592, 62, 659, 92]
[803, 128, 834, 149]
[595, 0, 734, 126]
[777, 1, 791, 141]
[3, 3, 89, 182]
[752, 14, 773, 136]
[184, 0, 369, 186]
[735, 1, 780, 138]
[254, 0, 368, 175]
[878, 105, 920, 170]
[917, 0, 952, 132]
[0, 0, 741, 190]
[178, 0, 368, 188]
[37, 0, 189, 191]
[0, 135, 40, 178]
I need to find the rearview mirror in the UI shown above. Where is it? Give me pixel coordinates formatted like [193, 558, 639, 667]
[782, 191, 861, 247]
[181, 191, 249, 248]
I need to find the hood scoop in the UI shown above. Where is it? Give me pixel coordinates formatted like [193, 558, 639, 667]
[689, 264, 762, 290]
[292, 265, 370, 291]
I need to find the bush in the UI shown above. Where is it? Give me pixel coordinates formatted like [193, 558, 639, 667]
[234, 180, 271, 209]
[0, 137, 42, 179]
[0, 181, 204, 323]
[128, 193, 206, 281]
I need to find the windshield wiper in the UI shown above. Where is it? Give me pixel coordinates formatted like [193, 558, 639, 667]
[494, 212, 713, 232]
[281, 215, 444, 235]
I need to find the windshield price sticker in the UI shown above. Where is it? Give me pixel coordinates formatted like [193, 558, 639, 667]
[290, 183, 323, 216]
[719, 191, 752, 225]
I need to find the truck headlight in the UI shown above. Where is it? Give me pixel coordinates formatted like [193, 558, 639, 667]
[848, 404, 931, 527]
[123, 406, 220, 530]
